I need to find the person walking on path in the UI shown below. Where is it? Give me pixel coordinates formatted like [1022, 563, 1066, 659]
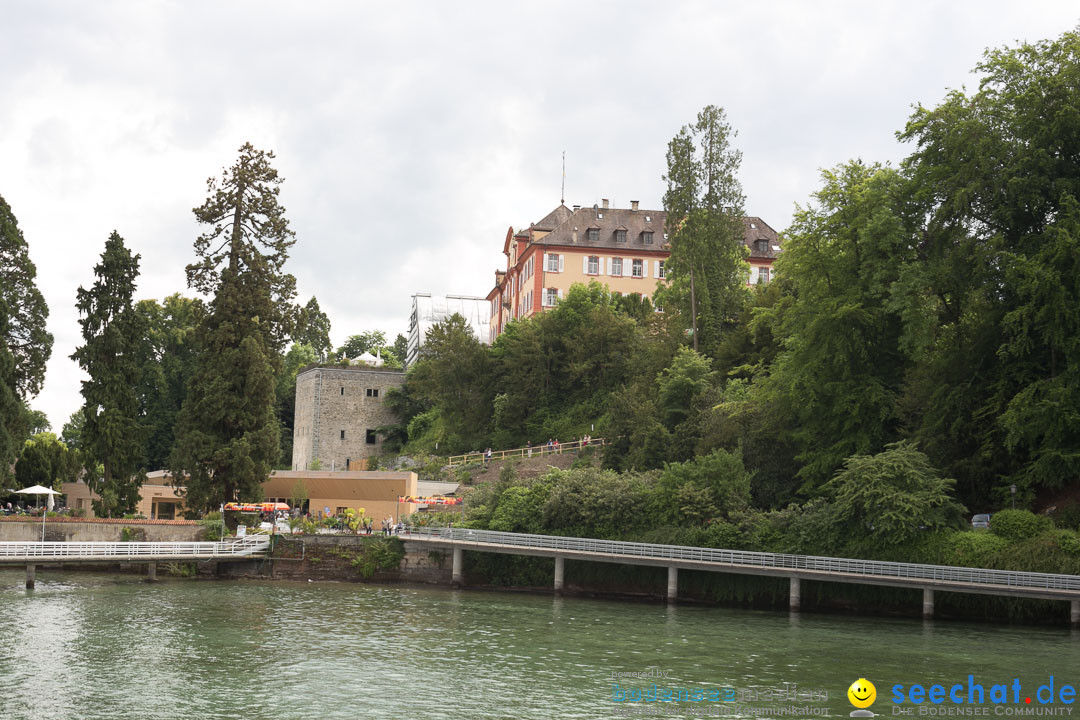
[484, 448, 492, 467]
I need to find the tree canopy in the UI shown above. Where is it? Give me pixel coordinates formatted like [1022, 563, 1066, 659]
[171, 144, 296, 513]
[71, 232, 146, 516]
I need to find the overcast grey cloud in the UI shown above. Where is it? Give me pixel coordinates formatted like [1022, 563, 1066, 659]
[1, 0, 1077, 430]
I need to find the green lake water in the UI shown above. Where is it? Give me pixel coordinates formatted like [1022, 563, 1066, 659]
[1, 570, 1078, 719]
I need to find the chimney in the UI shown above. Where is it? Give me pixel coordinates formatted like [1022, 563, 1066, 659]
[631, 200, 639, 211]
[572, 204, 581, 211]
[602, 198, 609, 209]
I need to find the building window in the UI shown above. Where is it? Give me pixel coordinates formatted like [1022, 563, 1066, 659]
[544, 288, 559, 306]
[643, 231, 653, 245]
[546, 253, 560, 272]
[365, 429, 377, 444]
[346, 458, 351, 470]
[755, 239, 768, 253]
[340, 387, 344, 395]
[757, 266, 771, 284]
[615, 229, 627, 243]
[366, 388, 379, 398]
[645, 215, 652, 222]
[587, 228, 599, 242]
[587, 256, 600, 274]
[632, 259, 644, 277]
[340, 429, 345, 440]
[611, 257, 623, 276]
[658, 260, 666, 279]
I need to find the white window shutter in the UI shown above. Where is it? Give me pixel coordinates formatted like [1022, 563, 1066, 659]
[557, 288, 563, 299]
[583, 256, 589, 274]
[606, 257, 612, 275]
[558, 255, 564, 272]
[654, 260, 660, 278]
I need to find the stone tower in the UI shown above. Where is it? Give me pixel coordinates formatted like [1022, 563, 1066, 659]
[291, 366, 405, 471]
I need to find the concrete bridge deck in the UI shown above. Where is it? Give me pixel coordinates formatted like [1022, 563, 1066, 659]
[404, 527, 1080, 624]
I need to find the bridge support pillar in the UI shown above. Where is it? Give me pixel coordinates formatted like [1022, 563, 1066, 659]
[922, 588, 934, 619]
[452, 547, 463, 588]
[26, 564, 35, 589]
[146, 562, 157, 582]
[789, 576, 801, 612]
[667, 566, 678, 603]
[1071, 599, 1079, 627]
[554, 556, 564, 594]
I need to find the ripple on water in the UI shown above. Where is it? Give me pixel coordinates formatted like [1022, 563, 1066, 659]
[1, 571, 1078, 719]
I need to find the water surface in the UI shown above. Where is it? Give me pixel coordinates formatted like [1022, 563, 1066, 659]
[0, 570, 1076, 719]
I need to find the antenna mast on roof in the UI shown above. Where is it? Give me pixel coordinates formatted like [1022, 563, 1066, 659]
[561, 150, 565, 205]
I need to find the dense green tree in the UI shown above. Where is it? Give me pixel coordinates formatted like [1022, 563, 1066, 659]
[14, 432, 78, 491]
[824, 441, 966, 549]
[171, 143, 297, 513]
[60, 410, 84, 450]
[71, 232, 146, 517]
[391, 333, 408, 367]
[657, 105, 748, 356]
[134, 294, 206, 470]
[897, 30, 1080, 503]
[407, 314, 492, 451]
[334, 330, 386, 361]
[23, 407, 49, 434]
[0, 309, 22, 477]
[0, 195, 52, 475]
[294, 296, 332, 359]
[762, 161, 912, 492]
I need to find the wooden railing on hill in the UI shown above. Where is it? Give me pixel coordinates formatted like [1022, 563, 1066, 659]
[448, 438, 606, 467]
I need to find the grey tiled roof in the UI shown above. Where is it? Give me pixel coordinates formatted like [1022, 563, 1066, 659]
[534, 206, 668, 251]
[526, 205, 781, 259]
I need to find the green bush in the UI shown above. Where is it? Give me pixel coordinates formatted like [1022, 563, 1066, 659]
[989, 509, 1053, 541]
[1051, 502, 1080, 531]
[199, 511, 229, 541]
[351, 537, 405, 579]
[938, 530, 1009, 568]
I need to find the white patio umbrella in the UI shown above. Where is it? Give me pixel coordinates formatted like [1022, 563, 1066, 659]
[15, 485, 61, 541]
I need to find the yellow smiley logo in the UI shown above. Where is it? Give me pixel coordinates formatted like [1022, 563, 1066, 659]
[848, 678, 876, 708]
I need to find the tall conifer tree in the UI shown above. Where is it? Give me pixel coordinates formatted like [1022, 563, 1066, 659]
[171, 143, 297, 512]
[72, 231, 145, 516]
[658, 106, 748, 356]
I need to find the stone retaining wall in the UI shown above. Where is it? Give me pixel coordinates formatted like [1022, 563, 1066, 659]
[0, 517, 204, 542]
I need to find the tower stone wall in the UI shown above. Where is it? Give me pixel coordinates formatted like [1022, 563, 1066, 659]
[291, 366, 405, 471]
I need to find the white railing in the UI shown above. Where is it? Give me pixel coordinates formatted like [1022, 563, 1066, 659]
[0, 534, 270, 561]
[448, 438, 607, 466]
[406, 527, 1080, 593]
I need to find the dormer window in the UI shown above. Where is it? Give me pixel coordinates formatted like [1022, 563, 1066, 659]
[643, 231, 654, 245]
[645, 215, 651, 222]
[587, 227, 599, 242]
[615, 228, 627, 243]
[755, 239, 768, 253]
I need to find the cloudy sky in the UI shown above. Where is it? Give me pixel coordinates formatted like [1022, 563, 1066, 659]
[1, 1, 1077, 430]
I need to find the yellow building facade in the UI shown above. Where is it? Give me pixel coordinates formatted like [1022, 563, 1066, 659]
[486, 200, 781, 341]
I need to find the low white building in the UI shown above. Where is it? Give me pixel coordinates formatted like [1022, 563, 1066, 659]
[407, 293, 490, 367]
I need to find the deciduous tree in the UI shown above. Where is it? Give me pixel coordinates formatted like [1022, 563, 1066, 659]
[0, 195, 52, 475]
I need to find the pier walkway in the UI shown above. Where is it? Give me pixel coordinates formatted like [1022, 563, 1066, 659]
[0, 534, 271, 587]
[405, 527, 1080, 624]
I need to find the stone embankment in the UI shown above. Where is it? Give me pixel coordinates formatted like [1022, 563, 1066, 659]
[0, 517, 203, 542]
